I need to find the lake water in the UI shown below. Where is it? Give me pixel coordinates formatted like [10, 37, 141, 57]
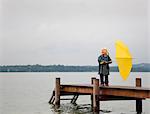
[0, 72, 150, 114]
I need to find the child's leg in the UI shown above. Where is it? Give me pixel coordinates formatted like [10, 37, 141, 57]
[100, 73, 104, 85]
[105, 75, 109, 86]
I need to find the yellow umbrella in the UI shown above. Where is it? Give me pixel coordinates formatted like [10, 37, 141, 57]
[115, 40, 132, 80]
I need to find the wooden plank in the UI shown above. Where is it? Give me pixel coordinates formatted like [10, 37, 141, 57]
[61, 84, 150, 91]
[99, 95, 145, 101]
[61, 85, 93, 94]
[61, 85, 150, 98]
[100, 85, 150, 91]
[101, 88, 150, 99]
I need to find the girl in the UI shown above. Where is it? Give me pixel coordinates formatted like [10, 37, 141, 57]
[98, 48, 112, 86]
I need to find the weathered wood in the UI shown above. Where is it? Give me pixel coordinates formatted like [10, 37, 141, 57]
[99, 95, 145, 101]
[71, 94, 79, 104]
[49, 77, 150, 113]
[61, 84, 150, 91]
[55, 78, 60, 108]
[101, 87, 149, 99]
[93, 79, 99, 112]
[136, 78, 142, 113]
[61, 85, 93, 94]
[61, 85, 150, 98]
[136, 78, 141, 87]
[91, 77, 96, 108]
[49, 90, 55, 104]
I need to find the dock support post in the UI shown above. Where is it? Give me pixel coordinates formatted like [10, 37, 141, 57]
[91, 77, 96, 109]
[55, 78, 60, 108]
[136, 78, 142, 114]
[93, 78, 100, 112]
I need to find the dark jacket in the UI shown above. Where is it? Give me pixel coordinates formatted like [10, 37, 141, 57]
[98, 55, 112, 75]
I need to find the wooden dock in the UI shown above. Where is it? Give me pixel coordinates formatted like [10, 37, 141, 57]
[49, 77, 150, 113]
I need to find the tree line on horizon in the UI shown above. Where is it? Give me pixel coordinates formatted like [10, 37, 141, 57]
[0, 63, 149, 72]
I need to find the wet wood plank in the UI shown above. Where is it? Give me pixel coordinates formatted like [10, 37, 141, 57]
[60, 84, 150, 99]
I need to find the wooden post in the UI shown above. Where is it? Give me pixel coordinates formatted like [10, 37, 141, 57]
[55, 78, 60, 108]
[91, 77, 96, 109]
[136, 78, 142, 114]
[93, 79, 100, 112]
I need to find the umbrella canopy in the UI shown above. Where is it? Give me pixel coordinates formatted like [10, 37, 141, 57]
[115, 40, 132, 80]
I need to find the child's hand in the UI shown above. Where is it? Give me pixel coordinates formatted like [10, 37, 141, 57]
[100, 61, 106, 64]
[101, 61, 108, 64]
[100, 61, 104, 64]
[104, 61, 108, 64]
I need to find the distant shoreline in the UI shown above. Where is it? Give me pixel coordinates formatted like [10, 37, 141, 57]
[0, 71, 150, 73]
[0, 63, 149, 72]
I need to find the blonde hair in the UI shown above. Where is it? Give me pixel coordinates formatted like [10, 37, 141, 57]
[101, 48, 109, 55]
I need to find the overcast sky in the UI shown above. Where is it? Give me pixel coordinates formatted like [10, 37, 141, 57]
[0, 0, 150, 65]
